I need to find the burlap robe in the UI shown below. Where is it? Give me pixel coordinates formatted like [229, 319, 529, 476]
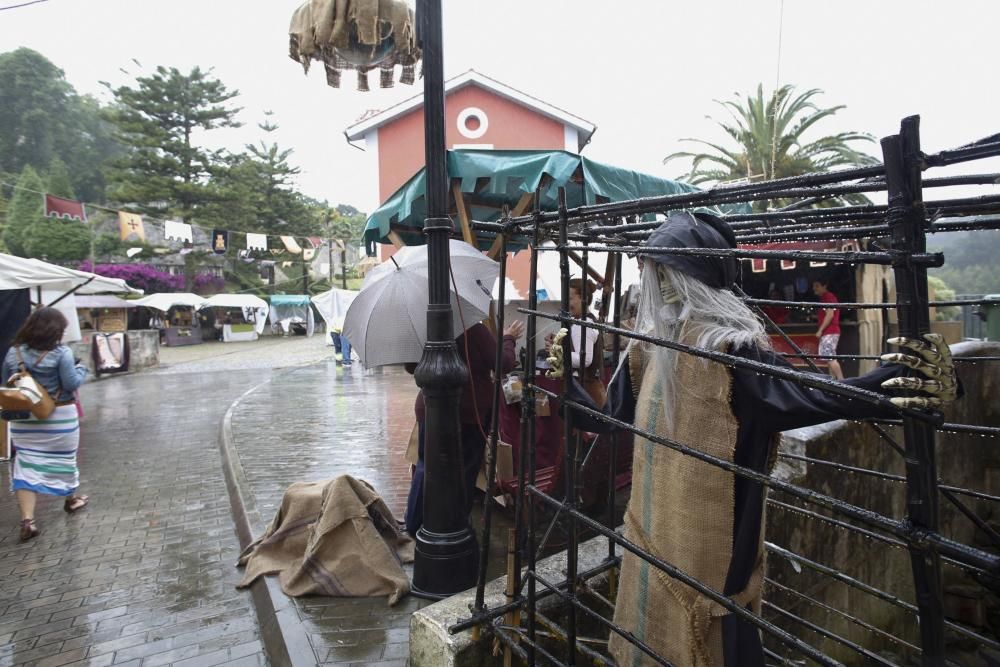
[609, 348, 768, 667]
[237, 475, 414, 605]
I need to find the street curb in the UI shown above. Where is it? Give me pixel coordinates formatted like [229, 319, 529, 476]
[218, 379, 318, 667]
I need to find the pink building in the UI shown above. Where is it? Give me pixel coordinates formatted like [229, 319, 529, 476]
[344, 70, 596, 293]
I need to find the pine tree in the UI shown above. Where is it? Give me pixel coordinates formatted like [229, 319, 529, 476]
[46, 157, 74, 198]
[205, 113, 318, 236]
[3, 165, 45, 256]
[3, 165, 89, 261]
[104, 65, 242, 222]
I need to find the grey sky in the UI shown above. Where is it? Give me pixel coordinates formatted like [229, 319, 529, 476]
[4, 0, 997, 212]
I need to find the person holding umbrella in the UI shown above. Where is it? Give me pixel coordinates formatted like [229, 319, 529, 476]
[403, 317, 524, 537]
[341, 240, 523, 534]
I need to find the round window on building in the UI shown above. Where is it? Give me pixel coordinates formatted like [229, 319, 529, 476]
[457, 107, 488, 139]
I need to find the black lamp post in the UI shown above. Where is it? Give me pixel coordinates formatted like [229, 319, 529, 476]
[410, 0, 479, 598]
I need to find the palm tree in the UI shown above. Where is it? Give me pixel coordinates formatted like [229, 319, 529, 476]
[665, 84, 878, 209]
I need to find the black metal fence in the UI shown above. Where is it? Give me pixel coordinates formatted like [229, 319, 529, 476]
[455, 116, 1000, 666]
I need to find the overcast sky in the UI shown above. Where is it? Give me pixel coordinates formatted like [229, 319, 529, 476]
[4, 0, 997, 212]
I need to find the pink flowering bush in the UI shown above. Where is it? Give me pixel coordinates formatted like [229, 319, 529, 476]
[192, 273, 225, 295]
[78, 261, 185, 293]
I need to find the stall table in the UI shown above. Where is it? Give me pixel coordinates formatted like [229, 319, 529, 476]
[223, 323, 258, 342]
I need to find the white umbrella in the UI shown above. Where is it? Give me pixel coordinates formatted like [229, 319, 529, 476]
[343, 240, 499, 368]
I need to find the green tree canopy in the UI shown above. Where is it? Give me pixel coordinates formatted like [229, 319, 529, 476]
[665, 84, 879, 210]
[0, 48, 118, 203]
[929, 231, 1000, 295]
[104, 65, 242, 222]
[204, 114, 321, 237]
[3, 165, 89, 261]
[46, 157, 74, 198]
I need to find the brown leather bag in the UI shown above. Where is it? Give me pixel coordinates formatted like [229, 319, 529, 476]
[0, 349, 55, 420]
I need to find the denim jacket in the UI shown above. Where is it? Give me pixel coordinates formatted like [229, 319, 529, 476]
[2, 344, 88, 401]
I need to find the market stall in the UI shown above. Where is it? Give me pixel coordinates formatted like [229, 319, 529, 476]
[133, 293, 206, 347]
[268, 294, 315, 337]
[75, 295, 135, 332]
[737, 239, 891, 376]
[198, 294, 269, 342]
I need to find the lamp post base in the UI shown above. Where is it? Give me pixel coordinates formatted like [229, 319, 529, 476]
[411, 526, 478, 599]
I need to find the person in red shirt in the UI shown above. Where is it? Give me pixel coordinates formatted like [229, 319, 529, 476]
[812, 279, 843, 379]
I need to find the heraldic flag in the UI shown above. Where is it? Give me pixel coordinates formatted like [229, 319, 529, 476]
[118, 211, 146, 241]
[212, 229, 229, 254]
[44, 194, 87, 221]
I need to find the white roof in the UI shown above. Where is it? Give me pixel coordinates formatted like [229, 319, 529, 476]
[74, 295, 138, 309]
[0, 253, 143, 295]
[198, 293, 269, 311]
[133, 292, 206, 312]
[344, 70, 597, 150]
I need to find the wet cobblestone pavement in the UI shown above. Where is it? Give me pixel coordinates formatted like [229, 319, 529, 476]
[0, 367, 271, 666]
[2, 336, 515, 666]
[228, 360, 430, 666]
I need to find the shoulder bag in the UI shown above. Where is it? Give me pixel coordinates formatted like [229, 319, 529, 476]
[0, 349, 55, 420]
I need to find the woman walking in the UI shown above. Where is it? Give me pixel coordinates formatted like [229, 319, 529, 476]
[2, 307, 89, 542]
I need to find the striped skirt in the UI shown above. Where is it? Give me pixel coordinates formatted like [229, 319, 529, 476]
[10, 404, 80, 497]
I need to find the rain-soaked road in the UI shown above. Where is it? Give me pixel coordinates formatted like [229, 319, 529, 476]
[0, 336, 489, 666]
[0, 335, 516, 667]
[228, 357, 428, 666]
[0, 364, 270, 666]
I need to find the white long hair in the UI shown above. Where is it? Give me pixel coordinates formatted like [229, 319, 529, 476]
[618, 262, 770, 431]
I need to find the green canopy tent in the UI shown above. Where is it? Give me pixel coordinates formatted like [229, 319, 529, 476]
[363, 149, 722, 255]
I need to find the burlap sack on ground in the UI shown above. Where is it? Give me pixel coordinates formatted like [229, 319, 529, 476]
[609, 346, 765, 667]
[237, 475, 414, 605]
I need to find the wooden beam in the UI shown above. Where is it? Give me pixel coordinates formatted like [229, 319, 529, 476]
[567, 250, 605, 285]
[486, 234, 506, 260]
[387, 230, 406, 249]
[598, 253, 618, 322]
[486, 192, 532, 260]
[452, 181, 476, 246]
[510, 192, 534, 217]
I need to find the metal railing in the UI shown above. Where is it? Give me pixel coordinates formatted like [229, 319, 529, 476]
[456, 117, 1000, 666]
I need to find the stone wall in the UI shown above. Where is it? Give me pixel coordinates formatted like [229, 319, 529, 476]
[765, 341, 1000, 662]
[69, 329, 160, 376]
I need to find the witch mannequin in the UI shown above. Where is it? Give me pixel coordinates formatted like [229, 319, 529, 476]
[555, 211, 957, 667]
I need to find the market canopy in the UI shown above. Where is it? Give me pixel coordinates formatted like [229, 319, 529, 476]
[0, 253, 143, 295]
[269, 294, 312, 306]
[363, 149, 716, 253]
[268, 294, 315, 337]
[133, 293, 206, 312]
[74, 296, 138, 309]
[198, 294, 270, 335]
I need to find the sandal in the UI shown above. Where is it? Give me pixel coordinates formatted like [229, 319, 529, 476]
[64, 495, 89, 513]
[19, 519, 39, 542]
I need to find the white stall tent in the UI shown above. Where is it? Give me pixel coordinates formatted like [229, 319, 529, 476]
[0, 253, 142, 343]
[198, 294, 270, 338]
[268, 294, 315, 337]
[0, 254, 143, 295]
[132, 292, 206, 312]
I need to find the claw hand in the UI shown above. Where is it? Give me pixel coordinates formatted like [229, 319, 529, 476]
[880, 333, 957, 410]
[546, 328, 568, 378]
